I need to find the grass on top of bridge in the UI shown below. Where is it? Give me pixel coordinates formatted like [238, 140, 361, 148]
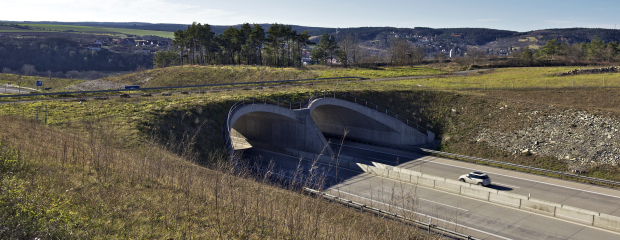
[100, 65, 448, 89]
[381, 66, 620, 89]
[317, 66, 448, 79]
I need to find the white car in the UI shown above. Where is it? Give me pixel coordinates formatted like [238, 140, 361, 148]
[459, 172, 491, 186]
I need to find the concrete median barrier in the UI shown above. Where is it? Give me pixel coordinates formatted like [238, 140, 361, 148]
[520, 198, 560, 216]
[372, 162, 392, 170]
[335, 156, 620, 233]
[594, 213, 620, 232]
[396, 171, 411, 182]
[400, 168, 422, 177]
[460, 185, 493, 201]
[366, 166, 384, 175]
[414, 177, 435, 188]
[421, 174, 445, 182]
[434, 180, 462, 193]
[489, 192, 523, 208]
[555, 205, 596, 225]
[348, 162, 368, 172]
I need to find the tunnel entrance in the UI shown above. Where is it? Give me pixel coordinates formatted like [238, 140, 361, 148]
[311, 105, 398, 143]
[307, 97, 431, 146]
[226, 96, 433, 160]
[230, 110, 331, 157]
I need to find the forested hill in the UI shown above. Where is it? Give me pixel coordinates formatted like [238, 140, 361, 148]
[520, 28, 620, 43]
[9, 21, 620, 46]
[5, 21, 337, 37]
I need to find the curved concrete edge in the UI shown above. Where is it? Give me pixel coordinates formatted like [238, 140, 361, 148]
[326, 159, 620, 233]
[229, 104, 298, 131]
[228, 103, 334, 156]
[307, 97, 434, 145]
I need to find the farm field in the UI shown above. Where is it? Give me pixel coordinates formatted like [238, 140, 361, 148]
[0, 23, 174, 38]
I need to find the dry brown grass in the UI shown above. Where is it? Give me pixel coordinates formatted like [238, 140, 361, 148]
[0, 116, 436, 239]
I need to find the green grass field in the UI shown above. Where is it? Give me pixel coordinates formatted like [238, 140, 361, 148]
[0, 23, 174, 38]
[377, 67, 620, 89]
[0, 74, 85, 93]
[317, 66, 447, 79]
[101, 65, 448, 88]
[4, 71, 620, 237]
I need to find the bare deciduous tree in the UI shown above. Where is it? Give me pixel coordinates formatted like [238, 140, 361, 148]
[337, 33, 354, 67]
[389, 39, 425, 66]
[466, 48, 485, 65]
[21, 64, 36, 76]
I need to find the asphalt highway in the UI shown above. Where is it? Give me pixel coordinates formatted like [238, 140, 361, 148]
[242, 147, 620, 240]
[329, 141, 620, 218]
[2, 86, 24, 94]
[332, 142, 620, 216]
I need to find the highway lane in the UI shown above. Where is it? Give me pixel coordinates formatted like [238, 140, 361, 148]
[242, 148, 620, 240]
[2, 86, 24, 94]
[329, 141, 620, 217]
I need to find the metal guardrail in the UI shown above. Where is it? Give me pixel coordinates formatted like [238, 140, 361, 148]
[304, 188, 481, 240]
[308, 91, 430, 135]
[0, 76, 363, 99]
[222, 97, 477, 239]
[421, 148, 620, 188]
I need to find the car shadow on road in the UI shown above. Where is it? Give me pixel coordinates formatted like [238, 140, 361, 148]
[487, 185, 513, 191]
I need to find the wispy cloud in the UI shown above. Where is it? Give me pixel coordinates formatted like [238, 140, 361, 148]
[476, 18, 501, 22]
[3, 0, 240, 24]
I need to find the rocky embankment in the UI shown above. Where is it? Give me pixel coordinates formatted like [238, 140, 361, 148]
[558, 66, 620, 76]
[474, 110, 620, 170]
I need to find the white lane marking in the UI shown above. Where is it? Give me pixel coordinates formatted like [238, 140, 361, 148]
[493, 182, 521, 189]
[250, 152, 508, 239]
[340, 144, 620, 200]
[418, 198, 469, 211]
[329, 189, 513, 240]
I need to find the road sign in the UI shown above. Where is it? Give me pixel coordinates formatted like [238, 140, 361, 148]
[124, 85, 140, 90]
[36, 80, 43, 86]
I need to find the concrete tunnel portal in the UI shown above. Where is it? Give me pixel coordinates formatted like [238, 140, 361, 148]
[228, 97, 434, 159]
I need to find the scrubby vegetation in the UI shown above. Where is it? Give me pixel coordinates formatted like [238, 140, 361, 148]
[4, 65, 620, 238]
[0, 90, 436, 239]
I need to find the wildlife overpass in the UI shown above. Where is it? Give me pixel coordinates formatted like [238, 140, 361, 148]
[225, 92, 434, 159]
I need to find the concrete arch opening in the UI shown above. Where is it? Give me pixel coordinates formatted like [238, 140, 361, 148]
[226, 96, 434, 160]
[228, 104, 334, 158]
[308, 98, 432, 146]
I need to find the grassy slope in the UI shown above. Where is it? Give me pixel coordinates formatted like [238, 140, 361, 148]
[0, 74, 84, 92]
[0, 88, 433, 238]
[4, 66, 620, 238]
[318, 66, 447, 79]
[101, 65, 447, 88]
[365, 67, 620, 89]
[0, 23, 174, 38]
[0, 117, 430, 239]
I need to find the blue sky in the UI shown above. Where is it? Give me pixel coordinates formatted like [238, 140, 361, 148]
[3, 0, 620, 32]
